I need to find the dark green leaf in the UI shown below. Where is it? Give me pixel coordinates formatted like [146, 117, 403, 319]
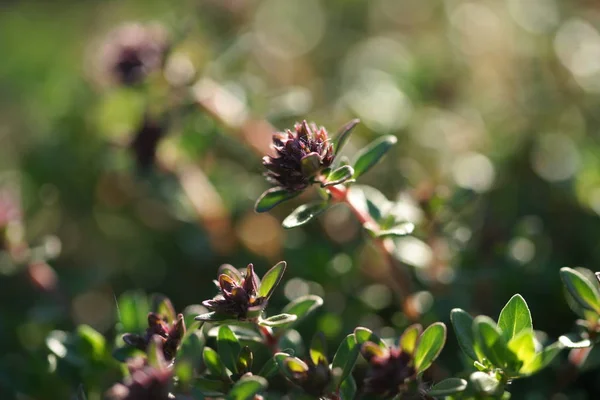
[258, 352, 290, 378]
[414, 322, 446, 373]
[282, 201, 329, 229]
[218, 325, 241, 373]
[428, 378, 468, 396]
[309, 332, 328, 366]
[228, 376, 267, 400]
[498, 294, 533, 342]
[179, 330, 205, 367]
[195, 377, 227, 396]
[450, 308, 478, 361]
[321, 165, 354, 187]
[112, 346, 145, 363]
[259, 313, 297, 327]
[560, 267, 600, 314]
[195, 312, 237, 323]
[352, 135, 398, 178]
[258, 261, 286, 299]
[203, 347, 226, 377]
[331, 333, 359, 387]
[236, 346, 253, 374]
[254, 187, 300, 213]
[339, 374, 357, 400]
[473, 316, 512, 370]
[334, 118, 360, 156]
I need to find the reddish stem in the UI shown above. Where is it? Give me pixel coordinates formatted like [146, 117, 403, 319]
[258, 324, 279, 354]
[327, 184, 417, 320]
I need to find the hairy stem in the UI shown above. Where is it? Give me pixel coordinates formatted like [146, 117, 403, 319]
[326, 184, 418, 320]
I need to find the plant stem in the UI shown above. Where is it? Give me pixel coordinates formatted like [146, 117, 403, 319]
[258, 324, 279, 354]
[326, 184, 418, 320]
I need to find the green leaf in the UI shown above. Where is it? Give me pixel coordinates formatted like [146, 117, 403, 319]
[195, 377, 227, 396]
[520, 342, 562, 375]
[258, 352, 290, 378]
[339, 374, 357, 400]
[352, 135, 398, 178]
[473, 316, 512, 370]
[507, 330, 536, 365]
[254, 187, 300, 213]
[560, 267, 600, 314]
[217, 264, 243, 283]
[375, 222, 415, 238]
[334, 118, 360, 156]
[470, 371, 502, 395]
[354, 327, 387, 350]
[179, 330, 205, 367]
[331, 333, 359, 387]
[281, 295, 323, 326]
[278, 356, 309, 380]
[321, 165, 354, 187]
[450, 309, 478, 361]
[399, 324, 422, 355]
[113, 346, 145, 363]
[236, 346, 253, 374]
[76, 325, 106, 360]
[147, 336, 166, 369]
[282, 201, 329, 229]
[428, 378, 468, 396]
[259, 313, 298, 327]
[498, 294, 533, 342]
[117, 291, 149, 333]
[309, 332, 328, 367]
[414, 322, 447, 373]
[258, 261, 286, 299]
[218, 325, 241, 374]
[228, 376, 268, 400]
[203, 347, 226, 377]
[152, 294, 176, 323]
[301, 153, 321, 177]
[559, 333, 592, 349]
[195, 312, 236, 323]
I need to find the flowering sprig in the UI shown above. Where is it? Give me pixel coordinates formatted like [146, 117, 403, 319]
[195, 262, 290, 325]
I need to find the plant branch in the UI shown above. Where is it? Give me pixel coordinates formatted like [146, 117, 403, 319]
[326, 184, 418, 320]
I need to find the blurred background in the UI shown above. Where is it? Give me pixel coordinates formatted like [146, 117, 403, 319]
[3, 0, 600, 398]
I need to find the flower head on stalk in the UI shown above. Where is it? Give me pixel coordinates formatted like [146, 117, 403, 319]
[255, 120, 359, 213]
[122, 296, 185, 362]
[360, 343, 417, 398]
[196, 262, 286, 323]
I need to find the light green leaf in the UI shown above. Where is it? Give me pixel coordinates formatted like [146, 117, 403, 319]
[352, 135, 398, 178]
[228, 376, 268, 400]
[450, 308, 478, 361]
[236, 346, 253, 374]
[520, 342, 562, 375]
[331, 334, 359, 387]
[559, 333, 592, 349]
[258, 261, 286, 299]
[414, 322, 447, 373]
[470, 371, 502, 395]
[152, 294, 176, 323]
[118, 291, 149, 333]
[218, 325, 241, 374]
[281, 295, 323, 325]
[507, 330, 536, 365]
[560, 267, 600, 314]
[339, 374, 357, 400]
[254, 187, 300, 213]
[354, 327, 387, 350]
[399, 324, 422, 355]
[321, 165, 354, 187]
[282, 201, 329, 229]
[259, 313, 297, 327]
[498, 294, 533, 342]
[428, 378, 468, 396]
[76, 325, 106, 360]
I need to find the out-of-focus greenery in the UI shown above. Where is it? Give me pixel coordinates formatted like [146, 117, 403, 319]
[3, 0, 600, 398]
